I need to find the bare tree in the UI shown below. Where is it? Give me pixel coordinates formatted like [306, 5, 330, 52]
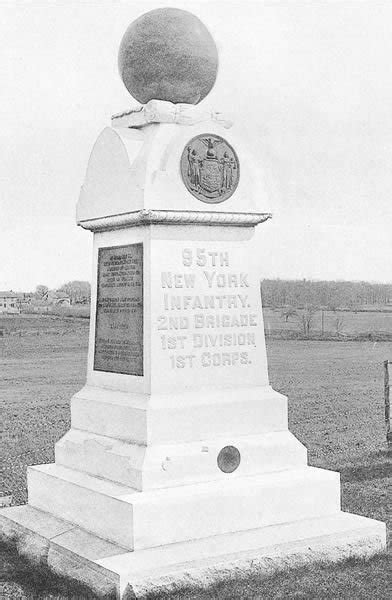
[296, 305, 316, 337]
[281, 306, 297, 323]
[334, 315, 345, 336]
[35, 285, 48, 299]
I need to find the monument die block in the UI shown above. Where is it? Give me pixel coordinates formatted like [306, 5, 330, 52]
[80, 222, 283, 450]
[149, 229, 269, 393]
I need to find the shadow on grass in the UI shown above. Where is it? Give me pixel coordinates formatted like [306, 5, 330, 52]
[341, 461, 392, 483]
[0, 540, 106, 599]
[339, 447, 392, 485]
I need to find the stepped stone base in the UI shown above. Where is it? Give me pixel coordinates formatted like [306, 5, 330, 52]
[0, 505, 386, 599]
[26, 463, 341, 550]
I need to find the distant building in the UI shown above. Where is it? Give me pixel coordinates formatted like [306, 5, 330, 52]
[29, 290, 71, 312]
[16, 292, 33, 310]
[18, 292, 33, 302]
[0, 291, 20, 314]
[46, 290, 71, 306]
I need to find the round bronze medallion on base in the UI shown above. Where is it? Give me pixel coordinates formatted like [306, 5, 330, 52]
[217, 445, 241, 473]
[180, 134, 240, 203]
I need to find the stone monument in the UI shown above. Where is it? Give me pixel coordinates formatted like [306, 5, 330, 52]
[0, 7, 386, 599]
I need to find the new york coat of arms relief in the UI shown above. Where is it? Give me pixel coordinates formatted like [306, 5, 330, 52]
[180, 134, 240, 203]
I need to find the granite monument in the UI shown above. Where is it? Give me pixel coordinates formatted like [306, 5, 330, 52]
[0, 7, 386, 599]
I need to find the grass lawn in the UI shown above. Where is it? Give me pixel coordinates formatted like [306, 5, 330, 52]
[0, 316, 391, 598]
[0, 315, 89, 504]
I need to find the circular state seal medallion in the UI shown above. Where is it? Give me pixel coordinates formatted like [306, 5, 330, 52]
[180, 134, 240, 203]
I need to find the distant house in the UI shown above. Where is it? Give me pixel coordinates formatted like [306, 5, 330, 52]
[19, 292, 33, 303]
[16, 292, 33, 311]
[0, 291, 21, 314]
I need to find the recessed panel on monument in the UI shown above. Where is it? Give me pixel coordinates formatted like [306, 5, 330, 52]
[149, 236, 270, 392]
[94, 243, 143, 375]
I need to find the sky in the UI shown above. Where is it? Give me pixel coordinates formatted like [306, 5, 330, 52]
[0, 0, 391, 292]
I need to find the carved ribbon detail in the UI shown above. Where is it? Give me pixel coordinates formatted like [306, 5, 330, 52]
[111, 100, 233, 129]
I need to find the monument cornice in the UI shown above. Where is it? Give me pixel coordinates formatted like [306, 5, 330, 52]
[77, 209, 272, 231]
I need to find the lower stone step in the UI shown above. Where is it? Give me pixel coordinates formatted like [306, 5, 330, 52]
[0, 505, 124, 598]
[27, 463, 341, 550]
[0, 505, 386, 599]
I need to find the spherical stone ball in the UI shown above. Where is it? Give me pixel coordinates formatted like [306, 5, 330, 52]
[118, 8, 218, 105]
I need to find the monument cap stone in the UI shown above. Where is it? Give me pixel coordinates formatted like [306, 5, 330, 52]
[118, 7, 218, 104]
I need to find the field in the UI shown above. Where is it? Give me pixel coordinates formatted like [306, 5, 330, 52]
[0, 315, 90, 504]
[0, 313, 391, 598]
[263, 307, 392, 339]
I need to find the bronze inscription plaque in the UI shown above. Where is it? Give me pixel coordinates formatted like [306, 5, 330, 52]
[94, 244, 143, 375]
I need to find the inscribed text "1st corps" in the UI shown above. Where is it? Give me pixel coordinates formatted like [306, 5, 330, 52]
[156, 248, 258, 369]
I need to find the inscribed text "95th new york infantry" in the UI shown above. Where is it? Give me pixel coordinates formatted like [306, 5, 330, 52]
[156, 248, 258, 370]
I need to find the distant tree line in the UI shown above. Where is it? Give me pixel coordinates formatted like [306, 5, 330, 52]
[34, 281, 91, 305]
[57, 281, 91, 304]
[261, 279, 392, 309]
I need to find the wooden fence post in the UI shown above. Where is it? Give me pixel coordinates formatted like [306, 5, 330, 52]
[384, 360, 392, 447]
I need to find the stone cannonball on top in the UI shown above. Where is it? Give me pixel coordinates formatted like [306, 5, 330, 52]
[118, 7, 218, 105]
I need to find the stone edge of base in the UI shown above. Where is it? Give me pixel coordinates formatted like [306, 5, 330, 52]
[0, 507, 387, 600]
[125, 522, 387, 599]
[0, 508, 120, 599]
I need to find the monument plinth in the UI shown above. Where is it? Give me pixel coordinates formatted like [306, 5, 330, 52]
[0, 8, 386, 599]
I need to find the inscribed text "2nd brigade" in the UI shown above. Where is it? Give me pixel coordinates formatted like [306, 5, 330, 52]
[156, 248, 259, 370]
